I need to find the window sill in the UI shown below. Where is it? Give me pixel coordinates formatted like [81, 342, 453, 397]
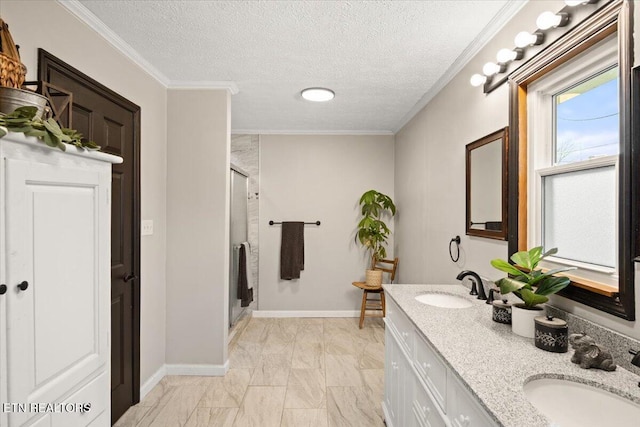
[540, 257, 616, 298]
[538, 267, 618, 297]
[510, 264, 616, 298]
[564, 275, 618, 297]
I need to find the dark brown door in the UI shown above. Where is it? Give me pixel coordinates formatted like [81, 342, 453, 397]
[38, 50, 141, 424]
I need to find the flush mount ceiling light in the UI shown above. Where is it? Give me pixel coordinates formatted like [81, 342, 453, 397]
[537, 11, 569, 30]
[301, 87, 335, 102]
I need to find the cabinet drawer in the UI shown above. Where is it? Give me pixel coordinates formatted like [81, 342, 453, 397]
[52, 372, 109, 427]
[412, 377, 447, 427]
[414, 333, 447, 411]
[386, 297, 414, 356]
[447, 372, 497, 427]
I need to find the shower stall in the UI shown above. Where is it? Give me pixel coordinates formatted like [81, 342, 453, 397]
[229, 165, 249, 327]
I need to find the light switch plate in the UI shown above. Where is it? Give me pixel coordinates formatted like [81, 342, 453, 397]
[142, 220, 154, 236]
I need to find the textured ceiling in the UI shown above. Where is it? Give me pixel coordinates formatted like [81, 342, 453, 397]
[74, 0, 522, 133]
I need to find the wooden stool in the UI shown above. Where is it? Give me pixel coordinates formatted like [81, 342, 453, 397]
[352, 257, 398, 329]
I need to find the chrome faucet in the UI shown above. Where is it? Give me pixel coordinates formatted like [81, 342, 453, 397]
[456, 270, 487, 300]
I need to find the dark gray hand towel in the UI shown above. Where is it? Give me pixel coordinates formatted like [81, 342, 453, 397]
[485, 221, 502, 231]
[280, 221, 305, 280]
[238, 244, 253, 307]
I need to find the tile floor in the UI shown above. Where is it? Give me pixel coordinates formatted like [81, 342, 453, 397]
[115, 317, 386, 427]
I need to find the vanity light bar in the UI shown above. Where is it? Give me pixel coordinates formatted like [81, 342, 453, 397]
[470, 1, 594, 89]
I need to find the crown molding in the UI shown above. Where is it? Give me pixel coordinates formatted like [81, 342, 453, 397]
[231, 129, 394, 136]
[168, 81, 239, 94]
[57, 1, 241, 93]
[393, 0, 527, 133]
[56, 0, 171, 86]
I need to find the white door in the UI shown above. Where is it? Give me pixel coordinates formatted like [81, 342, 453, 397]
[4, 158, 109, 426]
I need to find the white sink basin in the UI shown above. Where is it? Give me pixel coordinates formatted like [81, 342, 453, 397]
[414, 293, 473, 308]
[524, 377, 640, 426]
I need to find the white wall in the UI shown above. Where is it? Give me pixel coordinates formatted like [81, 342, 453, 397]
[395, 0, 640, 340]
[166, 89, 230, 367]
[259, 134, 394, 312]
[2, 0, 169, 384]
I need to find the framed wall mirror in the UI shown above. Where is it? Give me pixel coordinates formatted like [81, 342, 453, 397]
[465, 127, 508, 240]
[507, 0, 635, 320]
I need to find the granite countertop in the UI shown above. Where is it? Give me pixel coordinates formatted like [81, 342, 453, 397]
[383, 284, 640, 427]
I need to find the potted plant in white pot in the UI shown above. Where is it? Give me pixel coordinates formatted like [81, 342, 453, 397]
[356, 189, 396, 286]
[491, 247, 574, 338]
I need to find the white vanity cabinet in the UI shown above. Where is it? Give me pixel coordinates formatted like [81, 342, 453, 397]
[0, 133, 120, 427]
[384, 297, 497, 427]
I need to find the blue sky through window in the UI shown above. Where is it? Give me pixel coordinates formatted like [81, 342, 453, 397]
[554, 67, 619, 165]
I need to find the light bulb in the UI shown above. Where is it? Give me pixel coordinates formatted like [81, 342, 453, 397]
[514, 31, 543, 48]
[482, 62, 500, 76]
[496, 48, 524, 64]
[497, 48, 517, 64]
[565, 0, 588, 6]
[537, 11, 568, 30]
[470, 74, 487, 87]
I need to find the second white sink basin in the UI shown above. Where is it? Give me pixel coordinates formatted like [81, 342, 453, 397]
[524, 377, 640, 426]
[414, 293, 473, 308]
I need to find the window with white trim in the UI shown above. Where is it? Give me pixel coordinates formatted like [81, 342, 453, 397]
[527, 34, 619, 291]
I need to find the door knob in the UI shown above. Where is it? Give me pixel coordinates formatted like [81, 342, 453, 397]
[0, 284, 6, 295]
[123, 273, 138, 283]
[17, 281, 29, 291]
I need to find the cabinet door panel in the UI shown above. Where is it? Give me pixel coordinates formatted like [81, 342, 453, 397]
[5, 159, 108, 426]
[414, 333, 447, 411]
[386, 298, 414, 355]
[447, 372, 497, 427]
[53, 372, 108, 427]
[413, 376, 447, 427]
[384, 328, 399, 426]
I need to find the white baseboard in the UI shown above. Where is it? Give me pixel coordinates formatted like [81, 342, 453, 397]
[139, 361, 229, 400]
[252, 310, 360, 318]
[165, 361, 229, 376]
[139, 365, 166, 401]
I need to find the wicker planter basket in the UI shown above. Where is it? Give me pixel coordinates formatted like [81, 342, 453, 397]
[0, 18, 27, 88]
[365, 269, 383, 287]
[1, 53, 27, 88]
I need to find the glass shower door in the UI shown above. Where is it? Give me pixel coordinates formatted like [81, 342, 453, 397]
[229, 167, 249, 327]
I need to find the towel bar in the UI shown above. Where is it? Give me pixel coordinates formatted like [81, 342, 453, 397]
[269, 220, 321, 226]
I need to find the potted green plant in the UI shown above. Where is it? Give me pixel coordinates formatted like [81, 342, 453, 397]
[491, 246, 574, 338]
[0, 106, 99, 151]
[356, 189, 396, 286]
